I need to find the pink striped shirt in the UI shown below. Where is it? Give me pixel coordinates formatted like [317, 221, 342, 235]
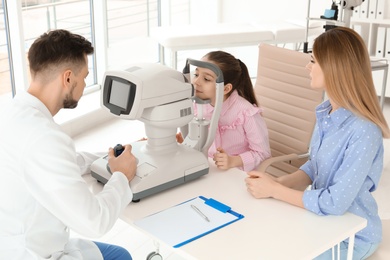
[197, 90, 271, 172]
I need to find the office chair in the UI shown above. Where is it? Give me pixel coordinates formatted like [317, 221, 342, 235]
[254, 43, 324, 177]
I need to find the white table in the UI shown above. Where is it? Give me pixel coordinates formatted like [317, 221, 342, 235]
[150, 20, 324, 69]
[74, 118, 367, 260]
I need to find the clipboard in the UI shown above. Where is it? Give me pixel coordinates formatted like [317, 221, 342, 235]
[134, 196, 244, 248]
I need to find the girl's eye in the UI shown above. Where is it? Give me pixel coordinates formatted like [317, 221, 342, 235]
[310, 59, 315, 64]
[193, 73, 199, 78]
[204, 77, 211, 82]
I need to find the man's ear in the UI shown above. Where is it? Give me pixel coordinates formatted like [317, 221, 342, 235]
[224, 83, 233, 95]
[63, 70, 72, 89]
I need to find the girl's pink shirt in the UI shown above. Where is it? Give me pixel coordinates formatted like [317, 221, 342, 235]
[196, 90, 271, 172]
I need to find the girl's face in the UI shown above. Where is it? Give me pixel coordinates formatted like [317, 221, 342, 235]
[192, 65, 217, 105]
[306, 54, 326, 90]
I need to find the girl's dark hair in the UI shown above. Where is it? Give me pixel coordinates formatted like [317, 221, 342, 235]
[203, 51, 258, 106]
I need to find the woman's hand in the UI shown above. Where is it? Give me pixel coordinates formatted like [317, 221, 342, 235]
[245, 171, 278, 199]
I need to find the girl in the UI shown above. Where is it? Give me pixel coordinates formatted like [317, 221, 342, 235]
[190, 51, 271, 172]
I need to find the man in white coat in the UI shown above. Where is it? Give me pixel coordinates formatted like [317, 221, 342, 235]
[0, 29, 137, 259]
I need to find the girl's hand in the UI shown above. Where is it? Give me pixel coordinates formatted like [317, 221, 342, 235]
[213, 148, 243, 170]
[176, 132, 184, 143]
[213, 148, 229, 170]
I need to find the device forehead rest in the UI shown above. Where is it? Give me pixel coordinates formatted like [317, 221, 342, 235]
[182, 58, 224, 84]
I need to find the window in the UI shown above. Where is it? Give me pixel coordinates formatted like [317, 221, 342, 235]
[22, 0, 96, 88]
[106, 0, 160, 68]
[0, 0, 192, 128]
[0, 0, 191, 100]
[0, 0, 96, 100]
[0, 1, 12, 100]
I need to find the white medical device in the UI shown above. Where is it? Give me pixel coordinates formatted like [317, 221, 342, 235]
[341, 0, 364, 27]
[91, 61, 224, 202]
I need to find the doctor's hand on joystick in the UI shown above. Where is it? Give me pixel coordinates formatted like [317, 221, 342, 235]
[107, 144, 137, 182]
[113, 144, 124, 157]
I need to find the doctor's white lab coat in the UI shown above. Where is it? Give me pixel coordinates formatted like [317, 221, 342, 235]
[0, 92, 133, 259]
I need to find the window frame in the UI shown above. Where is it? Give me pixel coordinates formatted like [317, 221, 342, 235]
[1, 0, 194, 136]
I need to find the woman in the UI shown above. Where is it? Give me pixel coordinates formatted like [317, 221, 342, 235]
[245, 26, 390, 259]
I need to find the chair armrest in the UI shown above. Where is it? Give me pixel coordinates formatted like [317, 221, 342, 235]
[257, 153, 309, 172]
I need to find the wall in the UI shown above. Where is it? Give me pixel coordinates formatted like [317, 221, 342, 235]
[218, 0, 329, 23]
[212, 0, 390, 98]
[187, 0, 329, 25]
[180, 0, 332, 78]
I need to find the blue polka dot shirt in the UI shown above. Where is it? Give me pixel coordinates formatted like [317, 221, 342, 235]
[301, 100, 383, 246]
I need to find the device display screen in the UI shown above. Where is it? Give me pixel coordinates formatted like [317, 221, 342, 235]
[109, 80, 131, 109]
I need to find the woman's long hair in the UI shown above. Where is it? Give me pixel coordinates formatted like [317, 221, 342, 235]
[313, 26, 389, 138]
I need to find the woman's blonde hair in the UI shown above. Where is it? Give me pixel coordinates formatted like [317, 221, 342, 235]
[313, 26, 390, 138]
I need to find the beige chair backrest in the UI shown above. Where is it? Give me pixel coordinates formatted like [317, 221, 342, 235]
[254, 43, 324, 177]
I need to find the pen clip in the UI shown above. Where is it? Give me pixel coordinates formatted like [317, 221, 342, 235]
[205, 198, 231, 213]
[191, 204, 210, 222]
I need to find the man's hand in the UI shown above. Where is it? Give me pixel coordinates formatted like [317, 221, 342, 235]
[107, 144, 137, 182]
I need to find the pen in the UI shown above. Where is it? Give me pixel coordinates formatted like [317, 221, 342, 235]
[191, 204, 210, 222]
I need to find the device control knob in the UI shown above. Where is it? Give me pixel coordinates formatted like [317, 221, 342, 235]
[113, 144, 124, 157]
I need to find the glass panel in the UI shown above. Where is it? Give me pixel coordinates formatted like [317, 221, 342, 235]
[106, 0, 160, 68]
[105, 0, 190, 69]
[169, 0, 190, 25]
[22, 0, 95, 87]
[0, 2, 12, 99]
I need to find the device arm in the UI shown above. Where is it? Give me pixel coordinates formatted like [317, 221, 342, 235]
[182, 59, 224, 156]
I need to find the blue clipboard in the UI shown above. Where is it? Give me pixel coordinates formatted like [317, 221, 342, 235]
[134, 196, 244, 248]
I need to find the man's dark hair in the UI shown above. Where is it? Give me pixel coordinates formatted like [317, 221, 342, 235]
[28, 29, 94, 75]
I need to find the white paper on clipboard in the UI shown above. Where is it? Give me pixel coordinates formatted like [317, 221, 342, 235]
[133, 196, 244, 248]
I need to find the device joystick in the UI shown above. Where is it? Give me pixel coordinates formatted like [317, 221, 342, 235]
[113, 144, 124, 157]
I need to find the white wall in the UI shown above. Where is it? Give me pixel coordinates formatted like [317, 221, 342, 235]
[187, 0, 329, 25]
[181, 0, 331, 76]
[190, 0, 220, 24]
[218, 0, 329, 24]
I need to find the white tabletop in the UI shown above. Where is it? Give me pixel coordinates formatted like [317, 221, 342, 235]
[74, 118, 367, 260]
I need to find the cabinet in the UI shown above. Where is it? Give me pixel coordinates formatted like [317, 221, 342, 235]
[305, 0, 390, 100]
[351, 0, 390, 98]
[304, 1, 345, 53]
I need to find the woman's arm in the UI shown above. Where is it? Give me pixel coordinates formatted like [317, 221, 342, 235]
[245, 170, 312, 209]
[277, 170, 313, 191]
